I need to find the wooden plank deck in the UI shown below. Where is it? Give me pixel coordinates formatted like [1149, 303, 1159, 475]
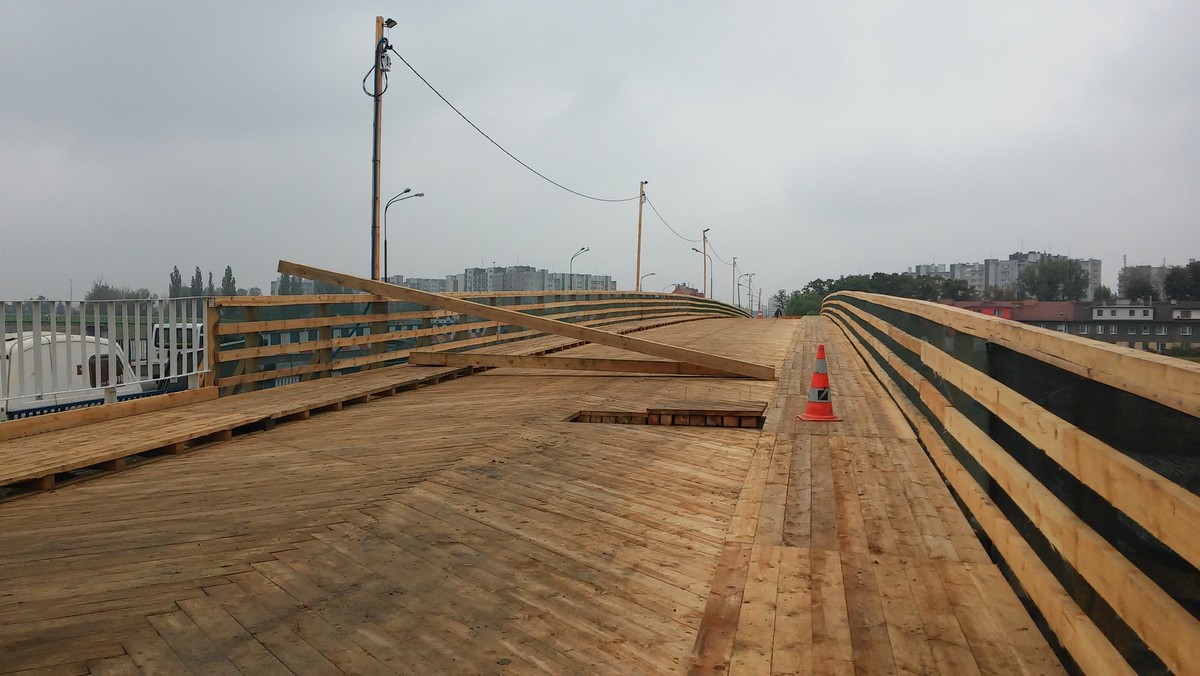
[0, 317, 1062, 674]
[0, 315, 697, 493]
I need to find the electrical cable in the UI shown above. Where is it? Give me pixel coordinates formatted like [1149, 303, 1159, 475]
[362, 66, 389, 97]
[644, 197, 701, 243]
[389, 47, 638, 203]
[707, 240, 731, 265]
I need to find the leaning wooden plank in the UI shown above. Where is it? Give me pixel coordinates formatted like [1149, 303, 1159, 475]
[279, 260, 774, 380]
[408, 351, 743, 376]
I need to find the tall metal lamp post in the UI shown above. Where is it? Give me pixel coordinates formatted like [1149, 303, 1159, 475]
[691, 248, 713, 299]
[569, 247, 590, 291]
[383, 189, 424, 281]
[737, 273, 751, 310]
[640, 272, 656, 290]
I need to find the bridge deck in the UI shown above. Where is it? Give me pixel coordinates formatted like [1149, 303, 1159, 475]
[0, 317, 1061, 674]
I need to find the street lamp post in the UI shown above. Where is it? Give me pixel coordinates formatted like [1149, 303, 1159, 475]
[691, 247, 713, 299]
[731, 257, 737, 306]
[737, 273, 751, 310]
[383, 189, 425, 281]
[569, 246, 590, 291]
[701, 228, 711, 298]
[640, 272, 656, 290]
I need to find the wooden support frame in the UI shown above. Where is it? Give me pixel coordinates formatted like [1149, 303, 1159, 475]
[409, 351, 743, 376]
[279, 260, 774, 380]
[825, 306, 1199, 674]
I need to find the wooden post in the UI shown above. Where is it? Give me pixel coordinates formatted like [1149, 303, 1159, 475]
[304, 302, 332, 382]
[638, 181, 648, 289]
[200, 298, 219, 389]
[242, 306, 261, 393]
[370, 16, 386, 280]
[367, 300, 388, 369]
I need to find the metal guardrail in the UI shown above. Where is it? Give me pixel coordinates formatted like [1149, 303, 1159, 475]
[1, 298, 212, 420]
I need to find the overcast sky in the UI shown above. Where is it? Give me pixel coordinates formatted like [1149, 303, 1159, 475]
[2, 1, 1198, 302]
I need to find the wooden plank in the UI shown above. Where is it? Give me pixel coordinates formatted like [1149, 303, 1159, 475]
[827, 308, 1134, 675]
[834, 299, 1200, 570]
[831, 293, 1200, 418]
[278, 260, 774, 380]
[771, 546, 813, 675]
[689, 542, 753, 673]
[0, 388, 219, 442]
[409, 351, 742, 376]
[729, 543, 782, 673]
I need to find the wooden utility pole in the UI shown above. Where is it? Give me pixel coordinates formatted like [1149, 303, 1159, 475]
[370, 16, 386, 280]
[701, 228, 710, 298]
[634, 180, 648, 290]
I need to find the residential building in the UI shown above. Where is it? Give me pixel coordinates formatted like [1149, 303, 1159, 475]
[911, 252, 1102, 300]
[939, 298, 1200, 352]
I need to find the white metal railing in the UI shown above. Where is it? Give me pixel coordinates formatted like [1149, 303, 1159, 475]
[1, 297, 211, 420]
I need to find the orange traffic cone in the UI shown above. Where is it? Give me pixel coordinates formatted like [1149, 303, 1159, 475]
[797, 344, 841, 422]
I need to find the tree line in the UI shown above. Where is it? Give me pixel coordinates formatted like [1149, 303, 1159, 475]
[773, 258, 1105, 316]
[79, 266, 261, 301]
[1118, 261, 1200, 302]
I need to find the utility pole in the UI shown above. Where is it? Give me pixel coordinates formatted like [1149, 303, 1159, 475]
[370, 17, 396, 280]
[701, 228, 710, 298]
[634, 181, 648, 290]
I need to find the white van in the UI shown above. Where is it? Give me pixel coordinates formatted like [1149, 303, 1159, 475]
[1, 332, 147, 420]
[148, 322, 205, 387]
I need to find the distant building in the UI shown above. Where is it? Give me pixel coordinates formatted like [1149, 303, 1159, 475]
[669, 284, 702, 297]
[939, 298, 1199, 352]
[908, 252, 1102, 300]
[393, 265, 617, 294]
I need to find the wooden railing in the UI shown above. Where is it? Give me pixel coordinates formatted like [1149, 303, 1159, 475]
[212, 290, 748, 394]
[822, 292, 1200, 674]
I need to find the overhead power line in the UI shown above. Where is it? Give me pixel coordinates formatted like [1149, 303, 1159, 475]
[390, 47, 639, 203]
[645, 197, 701, 243]
[707, 239, 731, 265]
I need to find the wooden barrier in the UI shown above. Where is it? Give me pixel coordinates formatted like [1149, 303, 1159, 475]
[822, 293, 1200, 675]
[211, 283, 754, 392]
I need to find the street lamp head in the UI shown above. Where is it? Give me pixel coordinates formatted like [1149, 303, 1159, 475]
[383, 18, 397, 28]
[413, 193, 425, 198]
[692, 248, 701, 254]
[400, 187, 411, 195]
[703, 228, 710, 234]
[641, 180, 649, 185]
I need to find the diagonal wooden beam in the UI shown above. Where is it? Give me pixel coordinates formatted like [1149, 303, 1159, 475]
[409, 351, 745, 376]
[278, 260, 775, 380]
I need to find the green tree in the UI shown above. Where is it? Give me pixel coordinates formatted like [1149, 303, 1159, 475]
[1017, 259, 1089, 301]
[771, 289, 789, 312]
[220, 266, 237, 295]
[168, 266, 183, 298]
[941, 279, 975, 301]
[785, 291, 823, 316]
[189, 267, 204, 296]
[84, 278, 154, 301]
[205, 271, 215, 296]
[248, 286, 262, 296]
[1118, 267, 1155, 301]
[1163, 262, 1200, 300]
[1093, 284, 1114, 303]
